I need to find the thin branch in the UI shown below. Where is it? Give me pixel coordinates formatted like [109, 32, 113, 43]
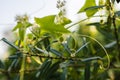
[0, 68, 39, 74]
[112, 16, 120, 58]
[8, 53, 102, 62]
[28, 54, 102, 62]
[66, 15, 107, 29]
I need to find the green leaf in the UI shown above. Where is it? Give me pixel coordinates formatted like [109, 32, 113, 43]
[84, 62, 91, 80]
[92, 62, 100, 76]
[43, 37, 50, 52]
[35, 15, 70, 33]
[61, 16, 72, 25]
[19, 27, 26, 41]
[75, 42, 90, 55]
[1, 38, 19, 50]
[39, 60, 52, 79]
[81, 56, 102, 62]
[50, 48, 62, 57]
[8, 59, 18, 72]
[107, 15, 112, 28]
[84, 5, 105, 11]
[86, 8, 97, 17]
[13, 21, 31, 41]
[13, 22, 26, 41]
[104, 41, 116, 48]
[62, 42, 71, 54]
[36, 59, 52, 79]
[46, 61, 60, 79]
[12, 22, 23, 31]
[24, 22, 32, 28]
[67, 36, 76, 49]
[77, 0, 98, 17]
[0, 60, 5, 69]
[78, 0, 96, 12]
[56, 11, 72, 25]
[32, 57, 42, 64]
[60, 67, 67, 80]
[99, 0, 105, 5]
[14, 74, 20, 80]
[35, 47, 48, 54]
[8, 55, 18, 59]
[12, 22, 32, 31]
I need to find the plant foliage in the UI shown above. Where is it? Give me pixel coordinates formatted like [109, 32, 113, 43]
[0, 0, 120, 80]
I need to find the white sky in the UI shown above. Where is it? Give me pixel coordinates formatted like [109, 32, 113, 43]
[0, 0, 85, 59]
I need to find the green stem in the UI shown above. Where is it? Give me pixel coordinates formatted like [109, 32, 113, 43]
[113, 16, 120, 60]
[20, 54, 26, 80]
